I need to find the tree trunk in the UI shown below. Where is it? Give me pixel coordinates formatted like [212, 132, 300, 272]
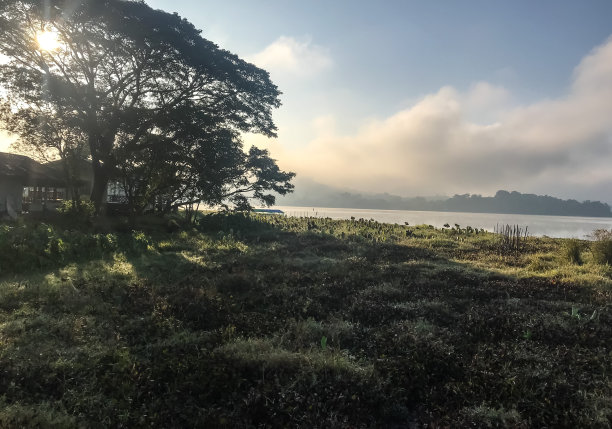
[90, 162, 109, 214]
[88, 126, 117, 214]
[61, 154, 81, 207]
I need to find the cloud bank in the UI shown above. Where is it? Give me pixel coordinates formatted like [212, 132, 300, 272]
[282, 36, 612, 202]
[248, 36, 332, 78]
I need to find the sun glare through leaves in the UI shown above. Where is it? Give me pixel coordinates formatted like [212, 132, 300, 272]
[36, 30, 60, 52]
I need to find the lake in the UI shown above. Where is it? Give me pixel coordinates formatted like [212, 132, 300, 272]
[273, 206, 612, 239]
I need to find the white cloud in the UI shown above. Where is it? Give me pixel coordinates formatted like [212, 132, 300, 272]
[312, 115, 336, 138]
[248, 36, 332, 78]
[280, 36, 612, 202]
[463, 81, 512, 123]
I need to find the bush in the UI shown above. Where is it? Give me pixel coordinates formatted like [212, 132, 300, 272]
[590, 229, 612, 241]
[125, 230, 151, 254]
[561, 239, 583, 265]
[591, 239, 612, 265]
[197, 212, 274, 236]
[589, 229, 612, 265]
[57, 200, 95, 220]
[0, 223, 123, 274]
[0, 223, 59, 272]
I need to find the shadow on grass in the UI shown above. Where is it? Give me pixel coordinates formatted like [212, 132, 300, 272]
[0, 214, 610, 427]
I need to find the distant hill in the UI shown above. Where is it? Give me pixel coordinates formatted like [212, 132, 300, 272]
[277, 179, 612, 217]
[434, 191, 611, 217]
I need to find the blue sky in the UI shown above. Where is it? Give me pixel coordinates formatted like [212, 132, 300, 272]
[144, 1, 612, 114]
[4, 1, 612, 202]
[144, 0, 612, 202]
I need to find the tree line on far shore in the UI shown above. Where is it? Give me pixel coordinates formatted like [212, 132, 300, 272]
[280, 185, 612, 217]
[437, 190, 611, 217]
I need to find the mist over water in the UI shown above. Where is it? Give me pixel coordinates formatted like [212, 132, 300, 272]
[274, 206, 612, 239]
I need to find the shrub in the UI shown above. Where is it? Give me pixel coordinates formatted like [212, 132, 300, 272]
[0, 223, 124, 274]
[561, 239, 583, 265]
[590, 229, 612, 241]
[589, 229, 612, 265]
[57, 200, 95, 220]
[591, 238, 612, 265]
[128, 230, 151, 254]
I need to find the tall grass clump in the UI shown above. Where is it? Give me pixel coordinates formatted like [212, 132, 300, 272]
[590, 229, 612, 265]
[561, 239, 583, 265]
[494, 224, 529, 254]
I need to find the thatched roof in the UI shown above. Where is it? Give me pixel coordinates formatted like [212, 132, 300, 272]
[0, 152, 66, 186]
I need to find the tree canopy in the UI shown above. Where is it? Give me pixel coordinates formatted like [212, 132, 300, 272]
[0, 0, 294, 212]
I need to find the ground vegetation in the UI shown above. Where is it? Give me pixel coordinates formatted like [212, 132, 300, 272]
[0, 214, 611, 427]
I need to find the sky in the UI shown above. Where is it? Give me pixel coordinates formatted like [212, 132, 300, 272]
[3, 1, 612, 203]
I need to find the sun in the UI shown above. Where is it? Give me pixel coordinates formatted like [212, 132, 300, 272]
[36, 30, 60, 52]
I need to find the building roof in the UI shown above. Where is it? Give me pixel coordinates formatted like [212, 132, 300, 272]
[0, 152, 66, 186]
[45, 158, 93, 183]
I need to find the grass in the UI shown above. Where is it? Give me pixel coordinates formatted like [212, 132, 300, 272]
[561, 238, 584, 265]
[0, 213, 611, 427]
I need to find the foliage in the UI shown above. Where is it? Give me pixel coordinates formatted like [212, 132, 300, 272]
[590, 229, 612, 266]
[0, 101, 89, 199]
[592, 238, 612, 265]
[590, 229, 612, 241]
[0, 0, 292, 212]
[561, 238, 584, 265]
[57, 200, 96, 220]
[117, 138, 295, 214]
[0, 215, 611, 427]
[0, 221, 147, 273]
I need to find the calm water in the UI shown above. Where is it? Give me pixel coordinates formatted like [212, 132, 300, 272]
[273, 206, 612, 239]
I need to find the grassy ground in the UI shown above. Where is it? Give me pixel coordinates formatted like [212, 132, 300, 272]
[0, 213, 611, 428]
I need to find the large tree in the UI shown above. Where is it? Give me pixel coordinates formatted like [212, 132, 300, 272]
[0, 0, 293, 212]
[114, 124, 295, 215]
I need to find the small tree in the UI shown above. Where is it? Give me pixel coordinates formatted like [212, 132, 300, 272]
[0, 101, 88, 205]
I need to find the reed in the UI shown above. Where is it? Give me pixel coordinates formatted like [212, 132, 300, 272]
[494, 223, 529, 254]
